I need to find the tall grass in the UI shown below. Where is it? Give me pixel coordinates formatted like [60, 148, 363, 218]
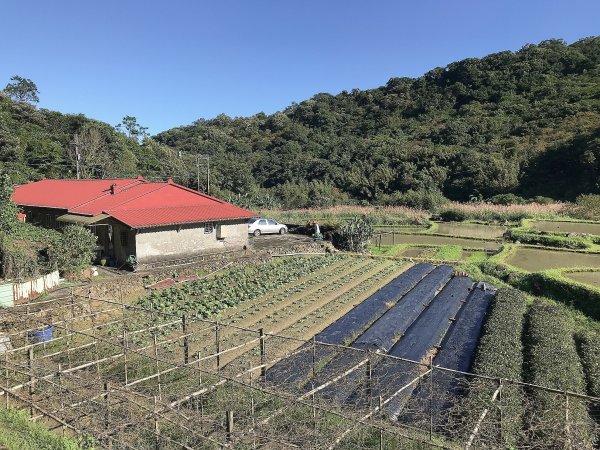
[259, 205, 430, 226]
[261, 202, 568, 226]
[439, 201, 567, 223]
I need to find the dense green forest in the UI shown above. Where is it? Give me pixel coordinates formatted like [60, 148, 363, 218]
[2, 37, 600, 208]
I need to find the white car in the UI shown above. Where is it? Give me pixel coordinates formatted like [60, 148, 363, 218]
[248, 218, 288, 236]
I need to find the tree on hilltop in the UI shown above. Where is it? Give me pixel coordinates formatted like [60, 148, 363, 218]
[3, 75, 39, 104]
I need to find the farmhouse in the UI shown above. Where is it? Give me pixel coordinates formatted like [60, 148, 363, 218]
[11, 177, 255, 264]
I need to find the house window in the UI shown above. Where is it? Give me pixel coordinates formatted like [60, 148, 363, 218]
[120, 231, 128, 247]
[204, 223, 214, 234]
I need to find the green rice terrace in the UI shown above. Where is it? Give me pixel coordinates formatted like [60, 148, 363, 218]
[2, 208, 600, 449]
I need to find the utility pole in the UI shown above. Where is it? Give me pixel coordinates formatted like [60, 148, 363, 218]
[197, 154, 210, 195]
[195, 155, 200, 192]
[206, 155, 210, 195]
[72, 134, 82, 179]
[179, 150, 210, 194]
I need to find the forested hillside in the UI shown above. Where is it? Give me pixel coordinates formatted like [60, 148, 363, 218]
[2, 37, 600, 208]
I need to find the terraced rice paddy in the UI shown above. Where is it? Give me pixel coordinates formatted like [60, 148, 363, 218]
[378, 233, 500, 249]
[530, 220, 600, 235]
[506, 247, 600, 271]
[434, 222, 506, 239]
[565, 271, 600, 288]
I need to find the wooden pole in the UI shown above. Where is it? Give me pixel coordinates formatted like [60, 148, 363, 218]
[4, 352, 8, 409]
[565, 390, 570, 448]
[366, 358, 372, 409]
[153, 333, 162, 400]
[379, 395, 384, 450]
[197, 351, 202, 384]
[154, 395, 160, 450]
[27, 347, 34, 417]
[104, 381, 112, 449]
[429, 356, 433, 441]
[182, 315, 189, 365]
[259, 328, 266, 379]
[226, 410, 234, 442]
[215, 322, 221, 372]
[57, 363, 65, 436]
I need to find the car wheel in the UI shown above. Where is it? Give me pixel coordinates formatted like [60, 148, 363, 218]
[253, 229, 261, 237]
[279, 228, 287, 235]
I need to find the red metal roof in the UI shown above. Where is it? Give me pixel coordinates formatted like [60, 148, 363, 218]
[12, 178, 255, 228]
[108, 204, 256, 229]
[12, 178, 144, 210]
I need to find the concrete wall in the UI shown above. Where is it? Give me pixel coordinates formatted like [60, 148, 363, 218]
[134, 220, 248, 263]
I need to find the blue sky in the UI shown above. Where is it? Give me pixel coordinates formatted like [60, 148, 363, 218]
[2, 0, 599, 134]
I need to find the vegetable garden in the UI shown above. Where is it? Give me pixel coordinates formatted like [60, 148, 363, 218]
[1, 252, 600, 449]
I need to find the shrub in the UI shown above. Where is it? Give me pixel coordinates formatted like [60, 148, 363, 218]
[523, 301, 594, 448]
[0, 173, 19, 234]
[459, 288, 527, 447]
[49, 225, 97, 273]
[487, 193, 526, 205]
[576, 331, 600, 398]
[571, 194, 600, 220]
[0, 232, 43, 279]
[331, 216, 374, 253]
[439, 209, 468, 222]
[529, 196, 556, 205]
[379, 189, 448, 212]
[504, 229, 590, 249]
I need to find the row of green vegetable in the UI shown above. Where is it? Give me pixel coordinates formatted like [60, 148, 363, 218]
[137, 255, 345, 318]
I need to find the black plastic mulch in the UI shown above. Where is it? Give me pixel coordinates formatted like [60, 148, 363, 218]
[265, 263, 434, 387]
[370, 275, 474, 420]
[310, 265, 454, 403]
[400, 284, 496, 427]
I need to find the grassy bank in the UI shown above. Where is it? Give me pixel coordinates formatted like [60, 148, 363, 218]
[0, 407, 90, 450]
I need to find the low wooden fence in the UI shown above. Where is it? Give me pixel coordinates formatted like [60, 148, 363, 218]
[0, 270, 61, 307]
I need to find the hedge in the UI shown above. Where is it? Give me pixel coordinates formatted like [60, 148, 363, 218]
[505, 229, 590, 249]
[456, 288, 527, 448]
[479, 261, 600, 322]
[577, 331, 600, 398]
[524, 301, 594, 448]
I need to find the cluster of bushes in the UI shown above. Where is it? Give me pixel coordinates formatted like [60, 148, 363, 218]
[523, 301, 594, 448]
[438, 208, 530, 223]
[48, 225, 98, 273]
[486, 193, 556, 205]
[460, 288, 527, 447]
[479, 260, 600, 322]
[376, 189, 448, 211]
[0, 224, 97, 278]
[569, 194, 600, 221]
[504, 229, 590, 249]
[331, 216, 374, 253]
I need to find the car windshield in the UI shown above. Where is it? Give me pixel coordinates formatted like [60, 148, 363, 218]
[248, 218, 258, 224]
